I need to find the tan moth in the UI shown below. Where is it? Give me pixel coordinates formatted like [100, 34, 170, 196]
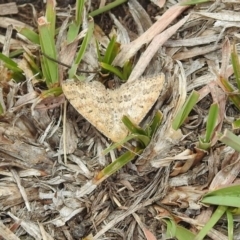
[62, 74, 165, 142]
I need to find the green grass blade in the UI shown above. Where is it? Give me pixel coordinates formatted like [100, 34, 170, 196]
[96, 147, 142, 181]
[99, 62, 124, 79]
[68, 17, 94, 78]
[89, 0, 128, 17]
[9, 49, 24, 58]
[204, 103, 219, 143]
[172, 90, 200, 130]
[67, 22, 80, 44]
[203, 184, 240, 197]
[122, 115, 148, 136]
[226, 209, 234, 240]
[201, 196, 240, 208]
[122, 60, 132, 81]
[67, 0, 84, 43]
[102, 133, 150, 155]
[218, 129, 240, 152]
[162, 217, 195, 240]
[201, 184, 240, 208]
[41, 87, 63, 98]
[162, 218, 177, 237]
[75, 0, 84, 26]
[102, 134, 140, 155]
[45, 0, 56, 38]
[23, 52, 42, 78]
[129, 134, 151, 147]
[38, 16, 58, 86]
[145, 110, 163, 138]
[0, 52, 25, 81]
[17, 27, 40, 45]
[231, 44, 240, 90]
[198, 138, 211, 150]
[95, 40, 102, 61]
[219, 75, 240, 110]
[232, 118, 240, 129]
[0, 103, 4, 115]
[0, 52, 22, 71]
[181, 0, 211, 5]
[40, 55, 48, 81]
[176, 225, 196, 240]
[194, 205, 228, 240]
[102, 35, 120, 64]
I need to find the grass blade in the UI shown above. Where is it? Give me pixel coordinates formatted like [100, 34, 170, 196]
[95, 147, 142, 183]
[204, 103, 219, 143]
[45, 0, 56, 38]
[231, 44, 240, 90]
[67, 0, 84, 43]
[89, 0, 128, 17]
[99, 62, 124, 79]
[17, 27, 40, 45]
[68, 17, 94, 78]
[38, 16, 58, 86]
[194, 205, 228, 240]
[218, 129, 240, 152]
[172, 90, 200, 130]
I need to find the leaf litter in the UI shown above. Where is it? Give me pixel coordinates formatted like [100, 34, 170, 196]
[0, 0, 240, 239]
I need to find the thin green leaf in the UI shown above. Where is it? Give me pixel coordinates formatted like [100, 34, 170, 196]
[11, 72, 26, 82]
[89, 0, 128, 17]
[204, 103, 219, 143]
[181, 0, 211, 5]
[38, 16, 58, 86]
[98, 147, 142, 179]
[129, 134, 151, 147]
[9, 49, 24, 58]
[176, 225, 196, 240]
[45, 0, 56, 38]
[68, 17, 94, 78]
[162, 218, 177, 237]
[219, 75, 240, 110]
[95, 40, 101, 61]
[203, 184, 240, 198]
[75, 0, 84, 26]
[201, 196, 240, 208]
[102, 134, 139, 155]
[0, 53, 25, 81]
[67, 0, 84, 43]
[231, 44, 240, 90]
[198, 137, 211, 150]
[232, 118, 240, 129]
[226, 209, 234, 240]
[122, 115, 147, 136]
[67, 22, 80, 43]
[99, 62, 124, 79]
[102, 35, 120, 64]
[41, 87, 63, 98]
[0, 52, 22, 72]
[145, 110, 163, 138]
[202, 184, 240, 208]
[194, 205, 228, 240]
[0, 103, 4, 115]
[218, 129, 240, 152]
[162, 217, 195, 240]
[172, 90, 200, 130]
[122, 60, 132, 81]
[23, 52, 42, 78]
[102, 133, 150, 156]
[40, 55, 48, 81]
[17, 27, 40, 45]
